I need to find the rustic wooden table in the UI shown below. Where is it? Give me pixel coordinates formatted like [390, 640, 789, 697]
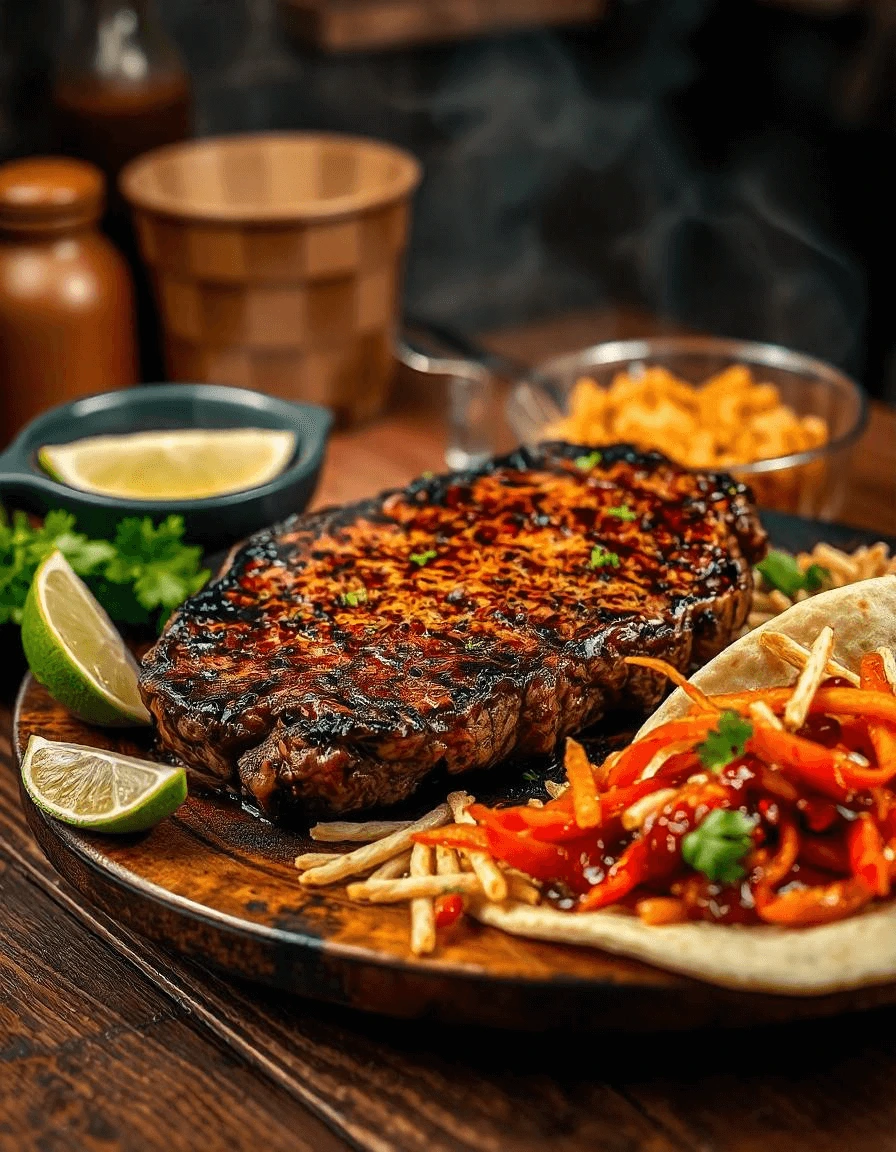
[2, 310, 895, 1152]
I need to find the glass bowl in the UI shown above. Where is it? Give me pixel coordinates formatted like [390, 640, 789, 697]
[506, 335, 868, 520]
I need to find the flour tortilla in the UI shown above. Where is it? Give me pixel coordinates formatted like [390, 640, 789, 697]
[640, 574, 896, 736]
[481, 576, 896, 994]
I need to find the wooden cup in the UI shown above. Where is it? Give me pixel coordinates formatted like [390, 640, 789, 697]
[120, 132, 421, 426]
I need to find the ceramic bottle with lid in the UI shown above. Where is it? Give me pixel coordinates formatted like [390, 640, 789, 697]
[0, 156, 137, 445]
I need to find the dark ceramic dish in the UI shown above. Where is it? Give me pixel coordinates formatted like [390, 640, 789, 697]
[0, 384, 332, 549]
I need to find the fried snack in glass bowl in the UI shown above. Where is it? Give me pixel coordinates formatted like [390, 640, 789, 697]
[507, 336, 867, 518]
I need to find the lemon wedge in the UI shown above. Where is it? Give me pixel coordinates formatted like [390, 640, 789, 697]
[39, 428, 297, 501]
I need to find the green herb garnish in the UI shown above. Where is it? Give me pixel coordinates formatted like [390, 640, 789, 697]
[606, 504, 637, 522]
[522, 769, 540, 783]
[681, 809, 757, 884]
[756, 549, 829, 599]
[409, 550, 437, 567]
[589, 545, 620, 569]
[340, 589, 368, 607]
[575, 451, 602, 470]
[0, 509, 208, 630]
[697, 711, 753, 773]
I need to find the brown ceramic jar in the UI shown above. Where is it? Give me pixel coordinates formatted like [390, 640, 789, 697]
[0, 156, 137, 444]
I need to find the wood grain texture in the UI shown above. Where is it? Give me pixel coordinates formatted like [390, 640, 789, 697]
[279, 0, 606, 53]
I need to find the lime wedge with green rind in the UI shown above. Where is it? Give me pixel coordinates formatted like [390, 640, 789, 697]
[21, 551, 150, 727]
[38, 428, 296, 501]
[22, 734, 186, 833]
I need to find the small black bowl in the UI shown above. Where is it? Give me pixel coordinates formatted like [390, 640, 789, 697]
[0, 384, 333, 549]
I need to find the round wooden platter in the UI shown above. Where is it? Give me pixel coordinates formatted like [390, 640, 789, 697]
[16, 675, 896, 1032]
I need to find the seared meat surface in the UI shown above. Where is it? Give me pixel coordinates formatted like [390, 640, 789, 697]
[140, 444, 766, 819]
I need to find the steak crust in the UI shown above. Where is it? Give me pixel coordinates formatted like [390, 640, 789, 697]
[140, 444, 766, 819]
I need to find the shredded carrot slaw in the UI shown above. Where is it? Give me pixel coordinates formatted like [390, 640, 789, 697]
[416, 643, 896, 928]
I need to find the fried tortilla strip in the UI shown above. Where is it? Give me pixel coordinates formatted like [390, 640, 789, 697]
[749, 700, 784, 731]
[759, 631, 860, 687]
[447, 791, 508, 901]
[784, 625, 834, 731]
[310, 819, 413, 843]
[409, 842, 436, 955]
[346, 873, 483, 903]
[299, 804, 449, 886]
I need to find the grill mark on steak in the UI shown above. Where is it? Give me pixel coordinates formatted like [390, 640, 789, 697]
[140, 443, 766, 820]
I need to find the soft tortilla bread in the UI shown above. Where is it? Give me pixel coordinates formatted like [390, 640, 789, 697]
[481, 576, 896, 994]
[640, 574, 896, 735]
[472, 900, 896, 995]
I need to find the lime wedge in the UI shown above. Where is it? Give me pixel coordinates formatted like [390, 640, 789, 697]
[21, 551, 151, 727]
[21, 734, 187, 833]
[39, 427, 297, 501]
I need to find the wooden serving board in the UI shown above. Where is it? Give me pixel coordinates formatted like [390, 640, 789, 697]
[13, 511, 896, 1031]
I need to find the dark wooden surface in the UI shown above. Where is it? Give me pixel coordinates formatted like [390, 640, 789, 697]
[3, 307, 896, 1150]
[20, 660, 896, 1035]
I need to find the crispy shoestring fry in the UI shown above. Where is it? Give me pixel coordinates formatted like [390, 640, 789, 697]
[784, 625, 834, 731]
[370, 850, 412, 880]
[622, 788, 677, 831]
[346, 873, 483, 903]
[759, 631, 860, 687]
[297, 804, 449, 886]
[294, 851, 342, 871]
[435, 845, 460, 875]
[639, 740, 694, 781]
[744, 543, 896, 636]
[749, 700, 784, 731]
[310, 819, 413, 843]
[447, 791, 508, 901]
[409, 842, 436, 955]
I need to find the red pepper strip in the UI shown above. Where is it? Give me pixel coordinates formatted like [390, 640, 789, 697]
[434, 893, 464, 929]
[755, 876, 873, 926]
[747, 725, 867, 799]
[847, 813, 890, 897]
[471, 807, 577, 884]
[760, 819, 801, 888]
[487, 760, 701, 844]
[412, 825, 490, 852]
[603, 716, 718, 788]
[858, 653, 896, 786]
[710, 687, 896, 727]
[564, 738, 601, 829]
[577, 838, 650, 911]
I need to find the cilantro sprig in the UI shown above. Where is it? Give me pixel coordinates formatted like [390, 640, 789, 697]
[697, 711, 753, 773]
[409, 550, 437, 567]
[575, 451, 602, 470]
[589, 545, 620, 569]
[681, 809, 757, 884]
[606, 504, 637, 522]
[756, 549, 829, 599]
[0, 509, 208, 630]
[340, 588, 368, 607]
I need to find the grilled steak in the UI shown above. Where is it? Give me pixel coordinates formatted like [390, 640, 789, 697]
[140, 443, 766, 820]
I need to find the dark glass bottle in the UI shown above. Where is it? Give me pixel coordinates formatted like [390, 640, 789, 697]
[51, 0, 193, 380]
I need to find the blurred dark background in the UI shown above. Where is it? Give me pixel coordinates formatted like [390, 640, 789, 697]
[2, 0, 894, 401]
